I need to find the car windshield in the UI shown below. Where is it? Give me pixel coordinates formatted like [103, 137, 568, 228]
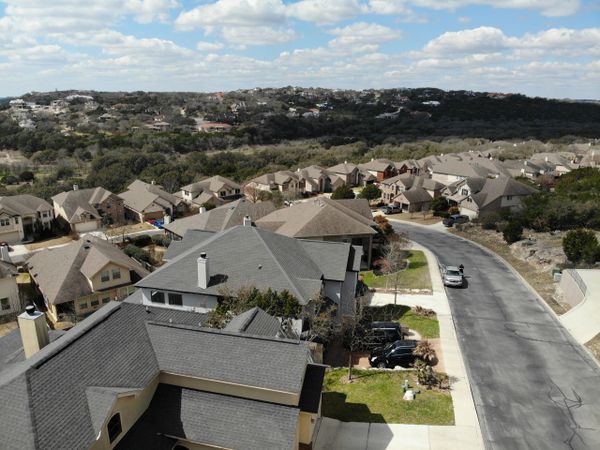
[383, 341, 398, 351]
[446, 270, 461, 276]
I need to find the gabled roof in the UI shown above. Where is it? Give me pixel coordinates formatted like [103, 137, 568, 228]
[27, 237, 149, 305]
[0, 301, 315, 450]
[395, 187, 432, 204]
[224, 306, 283, 337]
[470, 176, 538, 209]
[358, 158, 396, 172]
[328, 162, 358, 174]
[250, 170, 299, 187]
[52, 187, 117, 223]
[119, 180, 181, 213]
[256, 198, 376, 239]
[164, 199, 276, 237]
[138, 225, 330, 304]
[181, 175, 241, 195]
[430, 159, 493, 179]
[0, 195, 52, 217]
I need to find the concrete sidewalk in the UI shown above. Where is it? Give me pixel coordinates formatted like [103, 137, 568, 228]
[558, 270, 600, 344]
[315, 243, 484, 450]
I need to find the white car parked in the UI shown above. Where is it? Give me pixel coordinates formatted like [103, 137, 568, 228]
[442, 265, 464, 288]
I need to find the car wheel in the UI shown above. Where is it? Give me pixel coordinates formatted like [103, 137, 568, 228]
[377, 361, 387, 369]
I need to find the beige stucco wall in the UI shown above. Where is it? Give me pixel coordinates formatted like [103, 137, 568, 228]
[298, 411, 318, 445]
[88, 376, 159, 450]
[160, 372, 300, 407]
[89, 263, 131, 291]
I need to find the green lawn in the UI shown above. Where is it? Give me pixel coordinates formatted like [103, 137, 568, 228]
[364, 304, 439, 339]
[361, 250, 431, 291]
[322, 368, 454, 425]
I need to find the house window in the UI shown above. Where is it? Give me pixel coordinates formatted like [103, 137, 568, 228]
[41, 212, 47, 218]
[100, 271, 110, 282]
[168, 293, 183, 306]
[91, 300, 100, 307]
[0, 219, 10, 227]
[79, 301, 88, 310]
[14, 217, 19, 223]
[506, 195, 513, 200]
[235, 189, 240, 194]
[219, 191, 226, 197]
[112, 268, 121, 280]
[461, 189, 469, 196]
[0, 298, 10, 311]
[105, 203, 111, 209]
[150, 291, 165, 304]
[102, 297, 110, 304]
[107, 413, 122, 443]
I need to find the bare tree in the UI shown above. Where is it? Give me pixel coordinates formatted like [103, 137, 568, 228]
[379, 233, 410, 304]
[342, 295, 368, 381]
[303, 295, 337, 345]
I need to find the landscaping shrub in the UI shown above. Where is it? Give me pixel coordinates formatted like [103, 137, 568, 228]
[124, 244, 151, 262]
[414, 340, 437, 364]
[358, 183, 381, 202]
[331, 184, 355, 199]
[503, 220, 523, 244]
[562, 229, 600, 264]
[448, 206, 460, 215]
[430, 196, 449, 214]
[19, 170, 35, 182]
[480, 212, 501, 230]
[130, 234, 152, 247]
[414, 306, 435, 318]
[151, 234, 172, 247]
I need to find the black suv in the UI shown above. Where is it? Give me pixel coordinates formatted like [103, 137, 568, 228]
[362, 322, 404, 349]
[443, 214, 469, 227]
[369, 340, 419, 368]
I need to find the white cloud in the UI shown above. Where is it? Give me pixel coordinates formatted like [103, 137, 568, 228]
[286, 0, 367, 24]
[221, 26, 298, 47]
[422, 27, 508, 55]
[196, 41, 225, 51]
[328, 22, 401, 48]
[407, 0, 580, 17]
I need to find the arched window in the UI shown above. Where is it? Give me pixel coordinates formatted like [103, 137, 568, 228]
[107, 412, 122, 443]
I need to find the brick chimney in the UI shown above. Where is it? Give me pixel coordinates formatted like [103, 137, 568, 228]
[18, 305, 49, 358]
[198, 252, 209, 289]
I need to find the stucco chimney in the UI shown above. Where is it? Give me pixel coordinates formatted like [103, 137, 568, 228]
[73, 184, 78, 191]
[163, 215, 171, 225]
[243, 215, 252, 227]
[198, 253, 209, 289]
[151, 180, 155, 185]
[18, 305, 49, 358]
[199, 206, 206, 214]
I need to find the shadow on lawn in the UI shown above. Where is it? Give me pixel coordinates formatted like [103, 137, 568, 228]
[322, 392, 389, 425]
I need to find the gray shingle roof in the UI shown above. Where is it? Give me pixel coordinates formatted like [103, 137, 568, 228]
[119, 180, 181, 214]
[164, 198, 276, 237]
[328, 162, 358, 174]
[256, 198, 376, 239]
[138, 225, 335, 304]
[395, 187, 432, 204]
[181, 175, 241, 194]
[51, 187, 116, 223]
[0, 300, 314, 450]
[27, 236, 149, 305]
[470, 176, 538, 209]
[224, 306, 283, 336]
[116, 384, 300, 450]
[0, 195, 52, 217]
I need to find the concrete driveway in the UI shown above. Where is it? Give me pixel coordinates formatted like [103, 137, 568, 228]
[391, 222, 600, 450]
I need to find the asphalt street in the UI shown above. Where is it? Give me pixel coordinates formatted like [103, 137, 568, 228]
[393, 222, 600, 450]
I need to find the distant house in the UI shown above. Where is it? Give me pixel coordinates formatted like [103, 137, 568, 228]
[0, 259, 20, 318]
[381, 174, 444, 205]
[296, 165, 345, 193]
[256, 198, 377, 267]
[138, 224, 362, 318]
[180, 175, 242, 208]
[395, 159, 423, 175]
[145, 121, 170, 131]
[199, 122, 232, 132]
[393, 188, 434, 213]
[530, 153, 577, 177]
[52, 186, 124, 233]
[165, 198, 276, 240]
[452, 176, 538, 218]
[327, 161, 361, 186]
[246, 171, 304, 195]
[27, 237, 149, 325]
[0, 300, 325, 450]
[358, 158, 397, 182]
[0, 195, 54, 244]
[119, 180, 184, 222]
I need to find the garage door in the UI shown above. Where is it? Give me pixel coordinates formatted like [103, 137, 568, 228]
[75, 220, 100, 233]
[0, 231, 22, 244]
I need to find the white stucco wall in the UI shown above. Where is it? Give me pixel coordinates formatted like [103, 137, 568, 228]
[140, 288, 218, 313]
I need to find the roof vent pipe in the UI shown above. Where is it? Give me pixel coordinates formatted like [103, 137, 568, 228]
[198, 253, 209, 289]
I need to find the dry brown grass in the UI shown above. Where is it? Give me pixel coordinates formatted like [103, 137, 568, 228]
[0, 321, 17, 337]
[387, 212, 442, 225]
[451, 226, 566, 314]
[25, 235, 73, 251]
[105, 222, 154, 237]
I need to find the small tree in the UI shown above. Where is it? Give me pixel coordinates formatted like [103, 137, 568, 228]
[503, 220, 523, 244]
[19, 170, 35, 182]
[430, 196, 449, 213]
[358, 184, 381, 203]
[378, 233, 409, 304]
[342, 295, 368, 381]
[331, 184, 355, 200]
[414, 340, 437, 364]
[563, 229, 600, 264]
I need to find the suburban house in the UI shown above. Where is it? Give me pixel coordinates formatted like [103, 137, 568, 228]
[164, 198, 276, 240]
[0, 259, 20, 319]
[297, 165, 344, 193]
[395, 159, 423, 175]
[256, 198, 376, 268]
[26, 237, 149, 325]
[358, 158, 397, 182]
[0, 195, 54, 243]
[179, 175, 242, 209]
[137, 223, 362, 318]
[224, 306, 301, 339]
[530, 153, 577, 176]
[119, 180, 184, 222]
[0, 300, 326, 450]
[52, 186, 124, 232]
[380, 174, 444, 204]
[327, 161, 361, 186]
[246, 171, 304, 195]
[501, 160, 548, 179]
[429, 159, 497, 185]
[441, 177, 487, 203]
[199, 122, 233, 132]
[452, 176, 538, 218]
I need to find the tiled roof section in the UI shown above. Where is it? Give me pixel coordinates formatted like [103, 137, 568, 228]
[0, 260, 18, 278]
[300, 239, 351, 282]
[164, 230, 215, 260]
[299, 364, 327, 414]
[51, 188, 115, 223]
[27, 236, 149, 305]
[0, 329, 65, 368]
[224, 306, 283, 336]
[471, 176, 538, 208]
[0, 195, 52, 217]
[117, 384, 300, 450]
[328, 162, 358, 174]
[335, 198, 374, 220]
[119, 179, 181, 213]
[256, 198, 376, 239]
[164, 198, 276, 237]
[358, 158, 395, 172]
[181, 175, 241, 194]
[251, 170, 299, 187]
[137, 226, 327, 304]
[146, 321, 309, 393]
[395, 187, 432, 203]
[86, 386, 141, 436]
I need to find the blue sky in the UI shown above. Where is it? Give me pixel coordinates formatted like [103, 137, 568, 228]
[0, 0, 598, 98]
